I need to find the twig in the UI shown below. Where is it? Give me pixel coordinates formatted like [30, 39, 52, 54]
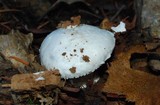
[24, 25, 52, 34]
[110, 4, 126, 21]
[37, 21, 50, 29]
[37, 0, 89, 22]
[37, 0, 61, 22]
[0, 9, 21, 13]
[0, 23, 11, 31]
[79, 9, 103, 19]
[9, 56, 29, 66]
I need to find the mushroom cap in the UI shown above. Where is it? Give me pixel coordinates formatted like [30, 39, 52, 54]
[40, 24, 115, 79]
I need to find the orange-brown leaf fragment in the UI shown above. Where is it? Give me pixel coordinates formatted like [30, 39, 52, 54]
[57, 16, 81, 28]
[11, 70, 61, 91]
[71, 15, 81, 26]
[102, 45, 160, 105]
[100, 18, 115, 30]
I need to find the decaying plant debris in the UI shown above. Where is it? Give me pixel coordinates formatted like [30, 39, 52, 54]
[10, 70, 61, 91]
[0, 0, 160, 105]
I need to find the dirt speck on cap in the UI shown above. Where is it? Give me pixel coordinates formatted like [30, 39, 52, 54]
[82, 55, 90, 62]
[62, 52, 66, 56]
[69, 67, 76, 73]
[80, 48, 84, 53]
[70, 54, 73, 56]
[73, 49, 76, 52]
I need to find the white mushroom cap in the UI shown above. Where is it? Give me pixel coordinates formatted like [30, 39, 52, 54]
[40, 24, 115, 79]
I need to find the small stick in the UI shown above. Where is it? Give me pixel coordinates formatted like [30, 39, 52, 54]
[0, 9, 21, 13]
[9, 56, 29, 66]
[37, 21, 49, 29]
[37, 0, 60, 22]
[110, 5, 126, 21]
[1, 84, 11, 88]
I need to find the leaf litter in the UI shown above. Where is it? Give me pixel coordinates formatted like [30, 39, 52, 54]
[0, 0, 160, 105]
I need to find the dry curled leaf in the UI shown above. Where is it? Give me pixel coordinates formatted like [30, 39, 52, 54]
[0, 30, 33, 69]
[102, 45, 160, 105]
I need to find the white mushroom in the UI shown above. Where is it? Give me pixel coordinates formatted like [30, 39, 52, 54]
[40, 23, 125, 79]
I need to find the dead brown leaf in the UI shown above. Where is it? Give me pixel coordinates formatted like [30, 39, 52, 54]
[0, 30, 33, 69]
[102, 45, 160, 105]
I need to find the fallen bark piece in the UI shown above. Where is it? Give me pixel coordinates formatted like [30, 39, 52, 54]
[102, 45, 160, 105]
[11, 70, 61, 91]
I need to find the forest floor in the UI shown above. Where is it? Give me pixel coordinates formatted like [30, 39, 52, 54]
[0, 0, 160, 105]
